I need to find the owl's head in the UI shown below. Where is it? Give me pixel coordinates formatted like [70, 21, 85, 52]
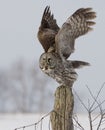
[39, 52, 58, 72]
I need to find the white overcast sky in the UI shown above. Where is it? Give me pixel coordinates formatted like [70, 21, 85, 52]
[0, 0, 105, 99]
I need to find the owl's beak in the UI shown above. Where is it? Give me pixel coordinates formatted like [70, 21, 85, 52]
[42, 66, 48, 71]
[45, 66, 48, 70]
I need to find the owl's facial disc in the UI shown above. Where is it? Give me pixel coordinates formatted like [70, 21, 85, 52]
[39, 53, 55, 72]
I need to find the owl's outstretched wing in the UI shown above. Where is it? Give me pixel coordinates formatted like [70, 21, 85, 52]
[55, 8, 96, 60]
[37, 6, 59, 52]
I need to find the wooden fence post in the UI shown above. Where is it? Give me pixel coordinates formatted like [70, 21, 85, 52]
[50, 84, 74, 130]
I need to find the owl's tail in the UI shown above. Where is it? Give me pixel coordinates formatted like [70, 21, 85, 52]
[70, 60, 90, 69]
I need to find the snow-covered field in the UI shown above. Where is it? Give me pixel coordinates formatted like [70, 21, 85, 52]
[0, 113, 105, 130]
[0, 113, 50, 130]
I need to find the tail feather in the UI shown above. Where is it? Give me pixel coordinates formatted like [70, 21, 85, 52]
[71, 60, 90, 69]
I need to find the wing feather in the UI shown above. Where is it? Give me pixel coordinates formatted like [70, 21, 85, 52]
[37, 6, 59, 52]
[40, 6, 59, 31]
[55, 8, 96, 59]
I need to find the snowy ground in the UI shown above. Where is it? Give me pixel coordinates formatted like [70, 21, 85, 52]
[0, 113, 105, 130]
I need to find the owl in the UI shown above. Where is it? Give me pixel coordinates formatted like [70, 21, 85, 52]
[37, 6, 96, 86]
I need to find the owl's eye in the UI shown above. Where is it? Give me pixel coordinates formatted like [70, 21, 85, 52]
[47, 58, 51, 63]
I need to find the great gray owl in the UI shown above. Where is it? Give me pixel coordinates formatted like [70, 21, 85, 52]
[38, 6, 96, 86]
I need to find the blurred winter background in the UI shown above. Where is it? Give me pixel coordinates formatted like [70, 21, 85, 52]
[0, 0, 105, 130]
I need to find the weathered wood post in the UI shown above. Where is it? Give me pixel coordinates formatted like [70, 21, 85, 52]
[50, 84, 74, 130]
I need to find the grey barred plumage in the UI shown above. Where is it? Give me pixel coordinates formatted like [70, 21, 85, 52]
[55, 8, 96, 61]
